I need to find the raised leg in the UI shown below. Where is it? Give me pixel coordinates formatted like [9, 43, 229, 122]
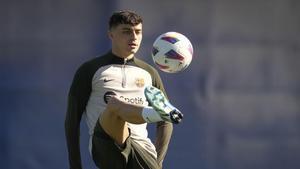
[98, 96, 146, 145]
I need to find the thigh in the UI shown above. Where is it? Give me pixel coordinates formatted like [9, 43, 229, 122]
[92, 122, 129, 169]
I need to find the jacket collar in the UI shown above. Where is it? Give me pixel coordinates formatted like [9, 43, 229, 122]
[109, 51, 135, 64]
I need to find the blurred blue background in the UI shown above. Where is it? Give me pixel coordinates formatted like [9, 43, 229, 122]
[1, 0, 300, 169]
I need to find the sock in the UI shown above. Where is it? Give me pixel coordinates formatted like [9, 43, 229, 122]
[141, 106, 163, 123]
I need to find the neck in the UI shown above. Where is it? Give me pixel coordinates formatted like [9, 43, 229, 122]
[111, 50, 134, 60]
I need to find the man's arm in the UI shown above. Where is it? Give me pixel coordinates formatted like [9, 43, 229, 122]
[65, 95, 84, 169]
[152, 70, 173, 168]
[65, 64, 92, 169]
[134, 57, 174, 167]
[155, 121, 173, 168]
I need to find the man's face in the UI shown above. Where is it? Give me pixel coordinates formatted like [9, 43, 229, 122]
[109, 23, 142, 58]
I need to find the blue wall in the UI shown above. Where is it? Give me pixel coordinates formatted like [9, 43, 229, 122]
[1, 0, 300, 169]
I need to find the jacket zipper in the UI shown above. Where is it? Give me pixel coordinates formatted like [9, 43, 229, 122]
[122, 58, 127, 88]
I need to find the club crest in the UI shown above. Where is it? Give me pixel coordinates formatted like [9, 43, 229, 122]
[135, 78, 145, 87]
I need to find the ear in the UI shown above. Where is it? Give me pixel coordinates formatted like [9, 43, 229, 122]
[107, 30, 113, 40]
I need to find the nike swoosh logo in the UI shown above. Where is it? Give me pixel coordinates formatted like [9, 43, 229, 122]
[103, 79, 113, 83]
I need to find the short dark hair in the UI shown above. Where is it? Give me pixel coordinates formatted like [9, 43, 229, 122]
[109, 10, 143, 30]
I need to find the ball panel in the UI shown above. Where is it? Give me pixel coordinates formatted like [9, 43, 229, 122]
[165, 49, 185, 61]
[161, 36, 180, 44]
[152, 47, 159, 56]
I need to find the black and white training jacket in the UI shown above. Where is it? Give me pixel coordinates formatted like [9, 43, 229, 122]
[65, 51, 173, 168]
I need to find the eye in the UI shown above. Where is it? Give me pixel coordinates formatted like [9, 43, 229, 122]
[123, 30, 131, 34]
[135, 30, 142, 35]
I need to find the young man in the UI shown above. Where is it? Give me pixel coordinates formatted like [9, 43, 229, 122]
[65, 10, 183, 169]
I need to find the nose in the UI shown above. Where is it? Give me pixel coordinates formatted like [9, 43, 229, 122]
[131, 31, 138, 40]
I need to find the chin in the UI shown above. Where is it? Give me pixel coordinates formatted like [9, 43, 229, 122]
[122, 51, 135, 57]
[129, 49, 138, 54]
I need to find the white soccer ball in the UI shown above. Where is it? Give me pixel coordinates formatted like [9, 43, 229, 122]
[151, 32, 193, 73]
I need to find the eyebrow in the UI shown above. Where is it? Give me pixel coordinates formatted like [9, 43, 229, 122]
[121, 27, 142, 31]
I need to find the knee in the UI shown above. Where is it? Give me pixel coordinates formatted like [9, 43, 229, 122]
[101, 98, 122, 120]
[106, 96, 123, 115]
